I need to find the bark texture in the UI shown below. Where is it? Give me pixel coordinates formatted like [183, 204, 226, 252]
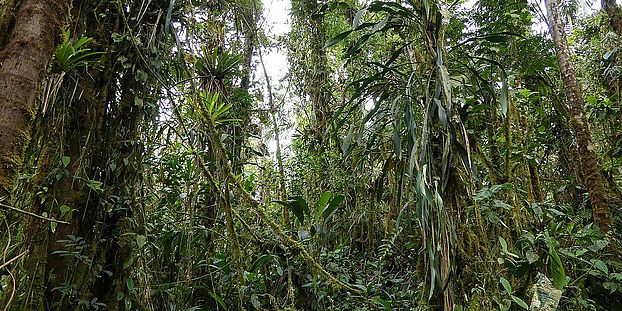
[0, 0, 70, 195]
[545, 0, 613, 233]
[602, 0, 622, 35]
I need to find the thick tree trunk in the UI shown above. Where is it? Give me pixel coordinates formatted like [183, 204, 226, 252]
[602, 0, 622, 35]
[16, 36, 109, 311]
[0, 0, 69, 195]
[545, 0, 613, 233]
[94, 73, 146, 310]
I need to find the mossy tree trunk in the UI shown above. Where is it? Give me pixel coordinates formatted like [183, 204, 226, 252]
[9, 1, 158, 309]
[602, 0, 622, 35]
[0, 0, 18, 46]
[93, 73, 148, 310]
[292, 0, 331, 151]
[0, 0, 70, 196]
[14, 3, 115, 309]
[545, 0, 613, 233]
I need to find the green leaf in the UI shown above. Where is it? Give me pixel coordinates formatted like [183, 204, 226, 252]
[86, 179, 103, 193]
[244, 271, 256, 282]
[548, 246, 566, 290]
[604, 47, 618, 60]
[126, 278, 134, 290]
[209, 292, 228, 310]
[61, 156, 70, 167]
[165, 0, 176, 33]
[314, 191, 331, 222]
[500, 69, 509, 117]
[317, 191, 332, 210]
[588, 240, 609, 252]
[274, 196, 309, 225]
[59, 204, 71, 215]
[353, 9, 366, 27]
[586, 95, 598, 105]
[251, 294, 261, 309]
[50, 220, 57, 233]
[134, 97, 144, 107]
[371, 15, 389, 33]
[250, 254, 275, 272]
[135, 234, 147, 248]
[499, 236, 509, 254]
[375, 297, 393, 311]
[593, 260, 608, 274]
[434, 98, 447, 126]
[393, 123, 401, 158]
[511, 295, 529, 310]
[500, 277, 512, 295]
[325, 30, 353, 48]
[322, 194, 345, 225]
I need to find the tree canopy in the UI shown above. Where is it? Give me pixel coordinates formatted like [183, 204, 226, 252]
[1, 0, 622, 310]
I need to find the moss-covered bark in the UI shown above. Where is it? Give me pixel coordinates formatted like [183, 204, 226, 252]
[602, 0, 622, 35]
[0, 0, 18, 46]
[545, 0, 613, 233]
[291, 0, 332, 151]
[0, 0, 70, 196]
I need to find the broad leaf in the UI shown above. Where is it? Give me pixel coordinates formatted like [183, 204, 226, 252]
[548, 245, 566, 290]
[325, 30, 353, 48]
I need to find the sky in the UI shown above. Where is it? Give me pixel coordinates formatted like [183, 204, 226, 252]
[261, 0, 291, 82]
[260, 0, 293, 158]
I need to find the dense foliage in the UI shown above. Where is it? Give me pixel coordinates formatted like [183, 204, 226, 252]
[1, 0, 621, 310]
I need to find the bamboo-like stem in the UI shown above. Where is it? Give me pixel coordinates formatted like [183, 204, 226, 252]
[257, 45, 290, 226]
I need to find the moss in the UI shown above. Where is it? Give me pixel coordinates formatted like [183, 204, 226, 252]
[0, 0, 18, 45]
[0, 153, 21, 195]
[467, 290, 482, 311]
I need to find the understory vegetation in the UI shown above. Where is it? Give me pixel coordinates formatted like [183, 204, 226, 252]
[1, 0, 622, 310]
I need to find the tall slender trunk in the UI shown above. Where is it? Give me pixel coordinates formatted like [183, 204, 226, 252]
[240, 10, 256, 90]
[545, 0, 612, 233]
[0, 0, 70, 195]
[258, 45, 289, 225]
[293, 0, 331, 151]
[602, 0, 622, 35]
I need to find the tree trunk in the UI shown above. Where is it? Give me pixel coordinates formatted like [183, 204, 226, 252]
[0, 0, 69, 195]
[239, 6, 257, 90]
[258, 45, 290, 225]
[545, 0, 613, 233]
[602, 0, 622, 35]
[293, 0, 331, 151]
